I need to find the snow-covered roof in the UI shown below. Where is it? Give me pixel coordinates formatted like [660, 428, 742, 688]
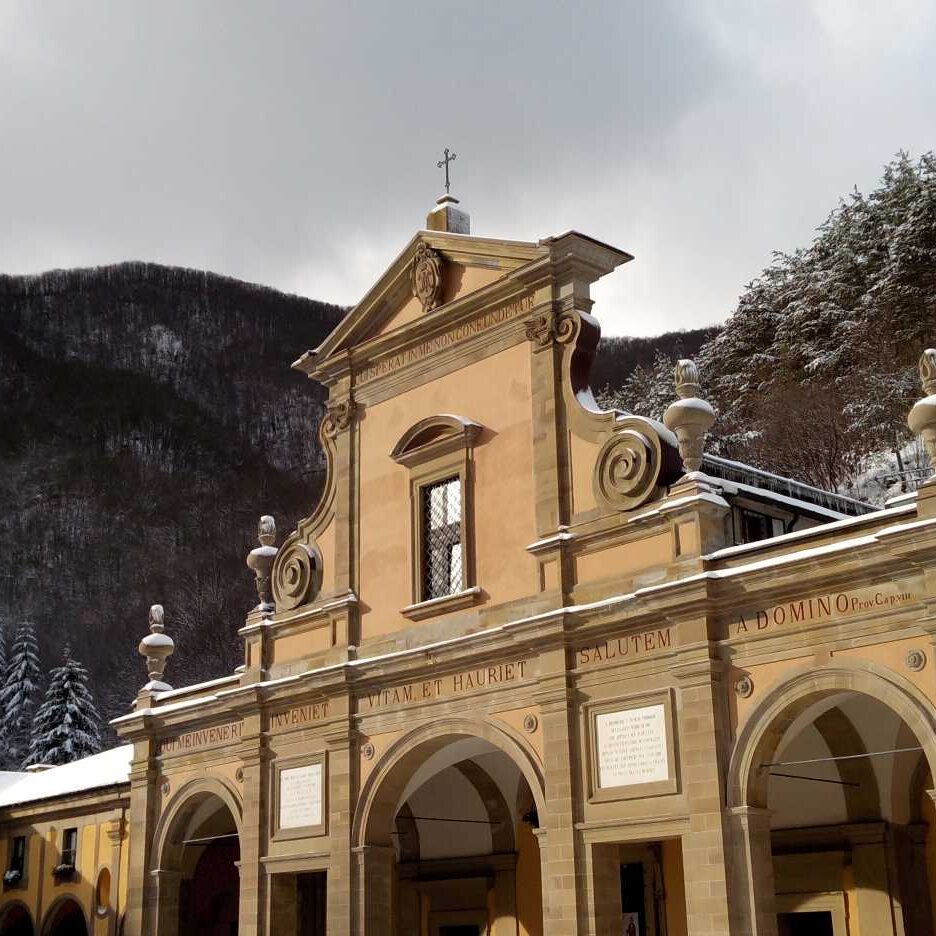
[0, 745, 132, 809]
[0, 772, 27, 793]
[702, 454, 874, 517]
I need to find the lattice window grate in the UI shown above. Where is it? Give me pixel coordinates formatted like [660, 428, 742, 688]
[422, 477, 463, 600]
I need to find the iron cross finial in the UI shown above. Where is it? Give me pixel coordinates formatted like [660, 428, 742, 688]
[437, 148, 457, 194]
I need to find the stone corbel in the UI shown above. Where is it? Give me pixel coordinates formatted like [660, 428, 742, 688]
[321, 393, 357, 438]
[523, 309, 577, 352]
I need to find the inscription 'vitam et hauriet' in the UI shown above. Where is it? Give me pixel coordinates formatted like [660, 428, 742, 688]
[362, 661, 529, 712]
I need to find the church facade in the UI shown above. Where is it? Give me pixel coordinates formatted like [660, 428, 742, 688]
[4, 194, 936, 936]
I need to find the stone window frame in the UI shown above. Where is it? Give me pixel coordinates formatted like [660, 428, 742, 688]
[3, 833, 28, 889]
[270, 751, 327, 842]
[583, 688, 679, 803]
[391, 415, 485, 621]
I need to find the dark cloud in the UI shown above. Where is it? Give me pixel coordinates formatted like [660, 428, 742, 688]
[1, 0, 934, 335]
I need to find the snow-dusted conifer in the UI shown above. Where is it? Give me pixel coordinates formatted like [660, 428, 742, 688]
[0, 621, 41, 769]
[24, 648, 101, 768]
[0, 620, 7, 689]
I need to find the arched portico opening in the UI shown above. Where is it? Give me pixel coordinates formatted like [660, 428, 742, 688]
[353, 719, 546, 936]
[728, 664, 936, 936]
[40, 898, 87, 936]
[151, 779, 242, 936]
[0, 902, 34, 936]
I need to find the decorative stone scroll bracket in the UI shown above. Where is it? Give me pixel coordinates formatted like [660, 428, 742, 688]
[593, 416, 680, 512]
[271, 533, 323, 612]
[524, 310, 577, 352]
[909, 348, 936, 483]
[322, 394, 356, 439]
[139, 604, 174, 693]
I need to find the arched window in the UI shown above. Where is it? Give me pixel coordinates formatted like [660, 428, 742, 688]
[391, 415, 485, 619]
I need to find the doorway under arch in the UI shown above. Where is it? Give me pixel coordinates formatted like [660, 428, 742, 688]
[731, 670, 936, 936]
[40, 898, 87, 936]
[0, 903, 34, 936]
[153, 783, 242, 936]
[355, 723, 546, 936]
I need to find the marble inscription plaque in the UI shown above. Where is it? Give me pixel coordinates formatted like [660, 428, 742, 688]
[279, 762, 323, 830]
[596, 704, 668, 789]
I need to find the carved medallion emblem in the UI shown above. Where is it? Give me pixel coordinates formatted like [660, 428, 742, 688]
[411, 242, 443, 312]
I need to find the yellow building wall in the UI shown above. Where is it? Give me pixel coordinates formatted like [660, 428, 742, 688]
[358, 341, 538, 640]
[663, 838, 688, 936]
[0, 810, 128, 935]
[515, 819, 543, 936]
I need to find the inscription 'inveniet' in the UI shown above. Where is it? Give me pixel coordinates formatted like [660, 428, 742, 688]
[596, 704, 669, 789]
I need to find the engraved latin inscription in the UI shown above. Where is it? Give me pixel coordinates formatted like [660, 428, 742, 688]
[279, 763, 323, 830]
[596, 704, 668, 789]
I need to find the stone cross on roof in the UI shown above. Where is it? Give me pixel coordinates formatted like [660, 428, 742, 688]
[437, 147, 456, 195]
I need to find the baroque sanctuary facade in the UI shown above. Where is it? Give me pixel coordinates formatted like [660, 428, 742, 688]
[4, 192, 936, 936]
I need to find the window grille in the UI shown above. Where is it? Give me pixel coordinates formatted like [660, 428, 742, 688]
[422, 477, 463, 600]
[61, 828, 78, 867]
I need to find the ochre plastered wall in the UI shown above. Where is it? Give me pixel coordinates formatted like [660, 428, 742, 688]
[0, 803, 129, 936]
[357, 340, 537, 640]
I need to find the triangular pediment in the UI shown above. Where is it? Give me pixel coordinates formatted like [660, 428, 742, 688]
[300, 230, 546, 372]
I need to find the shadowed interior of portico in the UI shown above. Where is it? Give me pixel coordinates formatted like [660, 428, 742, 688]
[369, 736, 544, 936]
[762, 691, 936, 936]
[156, 791, 240, 936]
[390, 738, 541, 936]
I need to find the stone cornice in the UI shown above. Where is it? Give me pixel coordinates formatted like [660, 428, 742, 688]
[0, 786, 130, 823]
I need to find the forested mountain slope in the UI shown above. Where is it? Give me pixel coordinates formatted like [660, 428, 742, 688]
[0, 263, 344, 725]
[599, 152, 936, 500]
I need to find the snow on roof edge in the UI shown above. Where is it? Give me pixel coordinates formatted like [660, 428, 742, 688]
[0, 745, 132, 809]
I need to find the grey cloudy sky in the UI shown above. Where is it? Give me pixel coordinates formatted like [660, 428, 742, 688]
[1, 1, 934, 336]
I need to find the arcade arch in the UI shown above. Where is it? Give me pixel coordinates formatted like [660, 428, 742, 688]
[729, 665, 936, 936]
[354, 719, 546, 936]
[151, 779, 242, 936]
[40, 898, 87, 936]
[0, 902, 34, 936]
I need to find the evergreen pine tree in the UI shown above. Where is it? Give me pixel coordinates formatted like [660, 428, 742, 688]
[0, 620, 7, 690]
[0, 621, 41, 769]
[24, 648, 101, 768]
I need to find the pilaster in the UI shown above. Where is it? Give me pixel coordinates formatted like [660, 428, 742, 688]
[352, 844, 395, 936]
[124, 738, 161, 936]
[236, 713, 268, 936]
[535, 650, 581, 935]
[326, 719, 355, 936]
[673, 656, 734, 936]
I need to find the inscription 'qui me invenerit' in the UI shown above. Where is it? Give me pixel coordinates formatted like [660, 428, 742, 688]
[159, 721, 242, 754]
[358, 294, 535, 383]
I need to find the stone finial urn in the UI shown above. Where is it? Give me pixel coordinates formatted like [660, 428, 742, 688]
[908, 348, 936, 481]
[246, 515, 278, 612]
[663, 359, 716, 473]
[139, 604, 174, 692]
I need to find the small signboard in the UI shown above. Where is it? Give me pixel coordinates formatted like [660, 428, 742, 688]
[278, 761, 323, 831]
